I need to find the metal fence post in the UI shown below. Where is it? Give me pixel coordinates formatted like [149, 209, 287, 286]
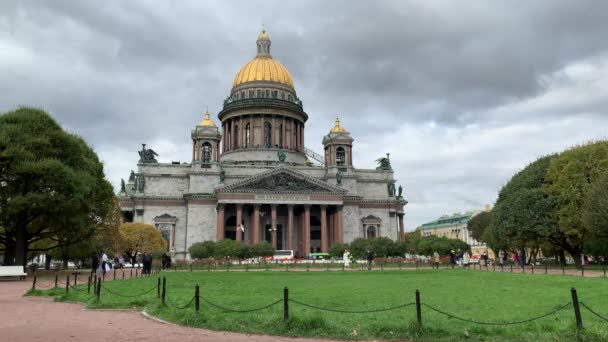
[87, 275, 92, 294]
[604, 264, 606, 277]
[32, 276, 36, 290]
[96, 280, 101, 302]
[195, 284, 200, 314]
[415, 289, 422, 325]
[531, 264, 534, 274]
[545, 264, 548, 274]
[510, 264, 513, 273]
[102, 271, 105, 282]
[93, 275, 97, 293]
[55, 274, 58, 288]
[162, 276, 166, 305]
[130, 269, 133, 278]
[190, 263, 193, 272]
[581, 265, 584, 277]
[122, 270, 125, 280]
[113, 269, 116, 280]
[571, 287, 583, 329]
[283, 287, 289, 321]
[562, 264, 565, 275]
[157, 277, 161, 298]
[65, 275, 70, 294]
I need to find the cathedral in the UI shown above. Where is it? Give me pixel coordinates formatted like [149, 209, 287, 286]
[119, 30, 407, 259]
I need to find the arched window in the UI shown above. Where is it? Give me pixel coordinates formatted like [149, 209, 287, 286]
[366, 226, 377, 239]
[234, 125, 239, 148]
[266, 90, 270, 98]
[257, 90, 262, 98]
[336, 147, 346, 165]
[202, 142, 212, 164]
[249, 90, 254, 98]
[264, 122, 272, 148]
[240, 91, 245, 99]
[245, 123, 251, 147]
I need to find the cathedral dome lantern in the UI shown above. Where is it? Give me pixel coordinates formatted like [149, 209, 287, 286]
[192, 110, 221, 165]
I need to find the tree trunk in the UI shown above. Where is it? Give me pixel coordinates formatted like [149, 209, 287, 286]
[15, 217, 28, 267]
[45, 255, 52, 270]
[3, 242, 16, 265]
[558, 249, 566, 266]
[62, 257, 69, 270]
[572, 251, 582, 269]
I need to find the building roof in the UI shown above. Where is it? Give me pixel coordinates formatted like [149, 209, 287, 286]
[418, 211, 479, 230]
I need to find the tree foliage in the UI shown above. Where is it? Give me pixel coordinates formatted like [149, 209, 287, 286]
[416, 236, 470, 257]
[582, 171, 608, 239]
[119, 223, 167, 262]
[0, 107, 115, 266]
[188, 241, 217, 259]
[467, 211, 492, 242]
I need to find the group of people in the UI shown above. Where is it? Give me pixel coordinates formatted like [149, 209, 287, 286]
[341, 249, 375, 270]
[91, 253, 111, 274]
[141, 252, 154, 275]
[161, 252, 172, 269]
[448, 249, 471, 268]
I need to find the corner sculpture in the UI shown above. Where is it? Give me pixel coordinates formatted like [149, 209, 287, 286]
[387, 182, 396, 197]
[120, 179, 126, 193]
[138, 143, 159, 164]
[398, 184, 403, 198]
[336, 171, 343, 186]
[277, 150, 287, 162]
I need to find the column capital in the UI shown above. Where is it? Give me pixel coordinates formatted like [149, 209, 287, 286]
[217, 204, 225, 210]
[253, 204, 261, 209]
[320, 205, 328, 210]
[303, 204, 312, 209]
[236, 203, 244, 208]
[270, 204, 278, 209]
[287, 204, 295, 210]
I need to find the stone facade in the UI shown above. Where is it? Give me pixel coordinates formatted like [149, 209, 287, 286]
[119, 30, 407, 259]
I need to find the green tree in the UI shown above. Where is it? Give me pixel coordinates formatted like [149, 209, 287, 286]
[119, 223, 167, 263]
[582, 171, 608, 239]
[188, 241, 217, 259]
[416, 236, 469, 256]
[491, 155, 560, 255]
[250, 241, 274, 258]
[214, 239, 244, 259]
[544, 141, 608, 268]
[467, 211, 493, 242]
[328, 242, 348, 258]
[0, 107, 115, 266]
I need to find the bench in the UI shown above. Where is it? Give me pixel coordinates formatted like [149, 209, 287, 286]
[0, 266, 27, 280]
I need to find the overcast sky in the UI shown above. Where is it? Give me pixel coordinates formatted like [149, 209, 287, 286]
[1, 1, 607, 231]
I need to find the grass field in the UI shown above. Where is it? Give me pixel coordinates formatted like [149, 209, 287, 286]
[29, 269, 608, 341]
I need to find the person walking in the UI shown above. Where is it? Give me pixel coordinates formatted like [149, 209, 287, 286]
[343, 249, 351, 269]
[463, 251, 470, 269]
[519, 249, 526, 269]
[432, 251, 440, 269]
[101, 252, 108, 275]
[91, 254, 99, 274]
[366, 250, 374, 271]
[449, 250, 456, 269]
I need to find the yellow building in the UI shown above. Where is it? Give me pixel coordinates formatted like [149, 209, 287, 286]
[417, 211, 495, 259]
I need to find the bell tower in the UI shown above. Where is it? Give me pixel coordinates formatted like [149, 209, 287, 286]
[322, 117, 354, 169]
[192, 111, 221, 166]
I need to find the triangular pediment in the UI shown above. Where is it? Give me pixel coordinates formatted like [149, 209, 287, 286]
[216, 167, 346, 194]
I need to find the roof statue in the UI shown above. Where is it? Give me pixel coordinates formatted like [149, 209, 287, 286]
[129, 170, 135, 182]
[376, 153, 392, 171]
[120, 179, 126, 193]
[277, 150, 287, 162]
[138, 144, 158, 164]
[398, 185, 403, 198]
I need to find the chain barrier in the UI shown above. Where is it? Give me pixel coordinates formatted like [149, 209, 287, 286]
[580, 302, 608, 322]
[68, 283, 87, 292]
[422, 302, 571, 326]
[289, 299, 416, 314]
[165, 293, 196, 310]
[99, 284, 157, 298]
[201, 297, 282, 313]
[35, 281, 55, 289]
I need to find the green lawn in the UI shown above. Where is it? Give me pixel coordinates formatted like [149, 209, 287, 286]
[29, 269, 608, 341]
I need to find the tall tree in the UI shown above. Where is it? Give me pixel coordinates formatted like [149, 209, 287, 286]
[582, 171, 608, 239]
[0, 108, 115, 266]
[544, 141, 608, 267]
[467, 211, 493, 242]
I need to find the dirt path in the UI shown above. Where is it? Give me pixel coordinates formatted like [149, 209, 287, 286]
[0, 278, 339, 342]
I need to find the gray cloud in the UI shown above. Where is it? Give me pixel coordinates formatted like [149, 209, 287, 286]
[1, 0, 608, 229]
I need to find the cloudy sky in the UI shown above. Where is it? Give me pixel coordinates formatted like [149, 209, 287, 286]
[1, 1, 607, 230]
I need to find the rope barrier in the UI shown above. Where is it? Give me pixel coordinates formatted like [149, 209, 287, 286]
[201, 297, 282, 313]
[165, 293, 196, 310]
[422, 302, 571, 325]
[68, 283, 86, 292]
[34, 281, 55, 289]
[580, 302, 608, 322]
[99, 284, 157, 298]
[289, 299, 416, 313]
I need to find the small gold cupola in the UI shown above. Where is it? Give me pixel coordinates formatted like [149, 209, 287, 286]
[199, 111, 216, 127]
[330, 116, 347, 133]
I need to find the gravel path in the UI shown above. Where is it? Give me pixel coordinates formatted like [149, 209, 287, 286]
[0, 278, 339, 342]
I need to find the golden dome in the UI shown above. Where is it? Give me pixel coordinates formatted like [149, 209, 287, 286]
[199, 111, 216, 127]
[257, 29, 270, 41]
[232, 29, 295, 91]
[330, 117, 347, 133]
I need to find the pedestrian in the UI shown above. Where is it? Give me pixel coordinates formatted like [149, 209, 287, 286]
[449, 250, 456, 269]
[432, 251, 440, 269]
[161, 253, 167, 270]
[343, 249, 351, 269]
[519, 249, 526, 269]
[165, 253, 171, 269]
[101, 252, 108, 275]
[148, 253, 153, 275]
[498, 250, 505, 268]
[91, 254, 99, 274]
[366, 250, 374, 270]
[457, 249, 464, 267]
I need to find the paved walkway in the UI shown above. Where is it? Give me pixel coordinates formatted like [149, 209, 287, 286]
[0, 278, 337, 342]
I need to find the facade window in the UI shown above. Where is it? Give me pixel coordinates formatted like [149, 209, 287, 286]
[241, 91, 245, 99]
[266, 90, 270, 98]
[366, 226, 377, 239]
[336, 147, 346, 165]
[288, 94, 293, 102]
[202, 142, 212, 163]
[234, 125, 239, 148]
[249, 90, 254, 98]
[245, 123, 251, 147]
[257, 90, 262, 98]
[281, 92, 285, 99]
[272, 91, 278, 98]
[264, 122, 272, 148]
